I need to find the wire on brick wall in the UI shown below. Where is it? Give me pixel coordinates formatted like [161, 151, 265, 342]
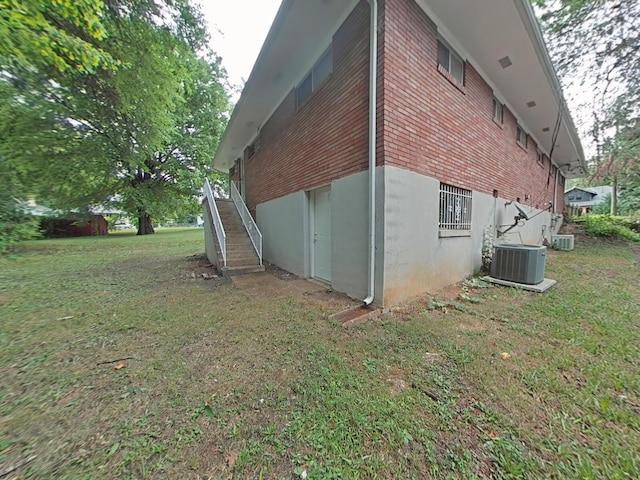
[547, 100, 564, 187]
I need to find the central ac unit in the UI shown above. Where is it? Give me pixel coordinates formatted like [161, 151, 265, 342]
[552, 234, 574, 251]
[491, 244, 547, 285]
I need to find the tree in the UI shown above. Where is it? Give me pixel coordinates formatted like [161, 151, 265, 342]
[533, 0, 640, 215]
[534, 0, 639, 132]
[0, 0, 115, 74]
[0, 0, 229, 237]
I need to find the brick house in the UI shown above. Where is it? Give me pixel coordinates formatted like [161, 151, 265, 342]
[205, 0, 586, 306]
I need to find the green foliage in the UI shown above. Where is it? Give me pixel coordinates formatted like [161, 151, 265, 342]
[534, 0, 640, 127]
[592, 194, 612, 215]
[575, 214, 640, 242]
[0, 0, 230, 237]
[618, 182, 640, 216]
[0, 195, 40, 254]
[534, 1, 640, 198]
[0, 0, 115, 74]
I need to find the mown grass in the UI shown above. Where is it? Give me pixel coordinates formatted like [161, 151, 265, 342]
[1, 229, 638, 479]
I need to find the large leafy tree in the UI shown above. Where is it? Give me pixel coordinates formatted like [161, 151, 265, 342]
[534, 0, 640, 212]
[0, 0, 229, 236]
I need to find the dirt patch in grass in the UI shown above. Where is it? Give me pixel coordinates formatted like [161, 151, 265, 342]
[230, 270, 358, 314]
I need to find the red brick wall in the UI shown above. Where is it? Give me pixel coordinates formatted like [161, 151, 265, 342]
[242, 0, 566, 214]
[382, 0, 562, 211]
[243, 1, 371, 213]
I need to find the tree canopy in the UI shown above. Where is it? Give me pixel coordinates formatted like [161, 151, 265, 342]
[534, 0, 640, 213]
[0, 0, 229, 237]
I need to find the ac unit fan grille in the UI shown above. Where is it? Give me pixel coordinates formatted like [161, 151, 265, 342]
[491, 244, 547, 285]
[552, 235, 574, 251]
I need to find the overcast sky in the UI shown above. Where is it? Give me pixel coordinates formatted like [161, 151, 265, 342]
[198, 0, 282, 93]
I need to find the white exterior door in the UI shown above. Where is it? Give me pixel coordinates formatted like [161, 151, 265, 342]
[312, 186, 331, 282]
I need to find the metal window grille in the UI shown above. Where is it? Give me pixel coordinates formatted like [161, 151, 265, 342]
[439, 183, 472, 230]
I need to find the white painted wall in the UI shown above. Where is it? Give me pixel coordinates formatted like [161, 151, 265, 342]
[331, 171, 369, 301]
[202, 199, 220, 269]
[252, 166, 560, 307]
[256, 191, 310, 278]
[380, 166, 558, 305]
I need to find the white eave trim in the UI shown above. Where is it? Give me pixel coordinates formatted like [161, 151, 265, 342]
[513, 0, 585, 167]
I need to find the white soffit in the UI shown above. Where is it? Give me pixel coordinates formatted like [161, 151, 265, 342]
[416, 0, 585, 177]
[212, 0, 357, 171]
[214, 0, 586, 178]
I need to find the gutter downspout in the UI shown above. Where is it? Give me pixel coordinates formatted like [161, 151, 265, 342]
[363, 0, 378, 306]
[553, 167, 559, 214]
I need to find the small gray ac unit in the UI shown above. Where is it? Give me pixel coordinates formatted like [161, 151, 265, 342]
[491, 244, 547, 285]
[552, 234, 574, 251]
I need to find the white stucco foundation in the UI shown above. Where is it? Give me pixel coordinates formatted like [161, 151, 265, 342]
[202, 199, 220, 269]
[256, 191, 310, 278]
[379, 166, 561, 305]
[251, 166, 561, 306]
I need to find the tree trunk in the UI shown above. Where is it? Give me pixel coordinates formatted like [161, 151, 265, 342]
[137, 212, 155, 235]
[611, 176, 617, 216]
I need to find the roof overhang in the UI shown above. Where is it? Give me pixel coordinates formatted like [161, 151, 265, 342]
[416, 0, 586, 178]
[213, 0, 586, 179]
[212, 0, 358, 172]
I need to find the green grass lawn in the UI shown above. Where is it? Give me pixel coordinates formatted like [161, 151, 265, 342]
[1, 229, 639, 479]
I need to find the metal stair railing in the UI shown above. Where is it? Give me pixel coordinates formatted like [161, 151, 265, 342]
[204, 178, 226, 267]
[230, 181, 263, 265]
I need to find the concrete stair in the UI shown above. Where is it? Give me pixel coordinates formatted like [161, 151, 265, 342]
[214, 199, 264, 276]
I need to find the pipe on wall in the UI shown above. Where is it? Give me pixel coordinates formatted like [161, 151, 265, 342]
[363, 0, 378, 306]
[553, 166, 559, 215]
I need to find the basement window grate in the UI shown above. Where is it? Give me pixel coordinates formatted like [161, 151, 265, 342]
[439, 183, 472, 231]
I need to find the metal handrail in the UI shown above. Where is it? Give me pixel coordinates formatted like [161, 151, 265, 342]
[230, 181, 263, 264]
[204, 178, 226, 267]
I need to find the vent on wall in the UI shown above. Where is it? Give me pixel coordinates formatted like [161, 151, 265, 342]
[491, 244, 547, 285]
[552, 235, 574, 251]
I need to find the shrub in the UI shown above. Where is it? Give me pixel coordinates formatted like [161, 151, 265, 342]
[0, 197, 40, 254]
[581, 215, 640, 243]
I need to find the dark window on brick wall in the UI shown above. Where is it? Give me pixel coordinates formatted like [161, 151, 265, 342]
[437, 37, 464, 84]
[296, 45, 333, 108]
[247, 136, 260, 159]
[296, 74, 313, 107]
[493, 97, 503, 124]
[516, 124, 527, 148]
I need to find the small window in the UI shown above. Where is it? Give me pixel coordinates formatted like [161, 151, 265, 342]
[536, 148, 544, 163]
[314, 48, 332, 89]
[247, 136, 260, 159]
[296, 73, 312, 108]
[296, 45, 333, 108]
[516, 125, 527, 148]
[492, 97, 503, 124]
[439, 183, 472, 232]
[437, 38, 464, 85]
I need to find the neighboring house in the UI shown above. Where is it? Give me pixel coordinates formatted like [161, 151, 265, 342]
[21, 200, 112, 237]
[564, 186, 613, 214]
[205, 0, 586, 306]
[40, 216, 109, 237]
